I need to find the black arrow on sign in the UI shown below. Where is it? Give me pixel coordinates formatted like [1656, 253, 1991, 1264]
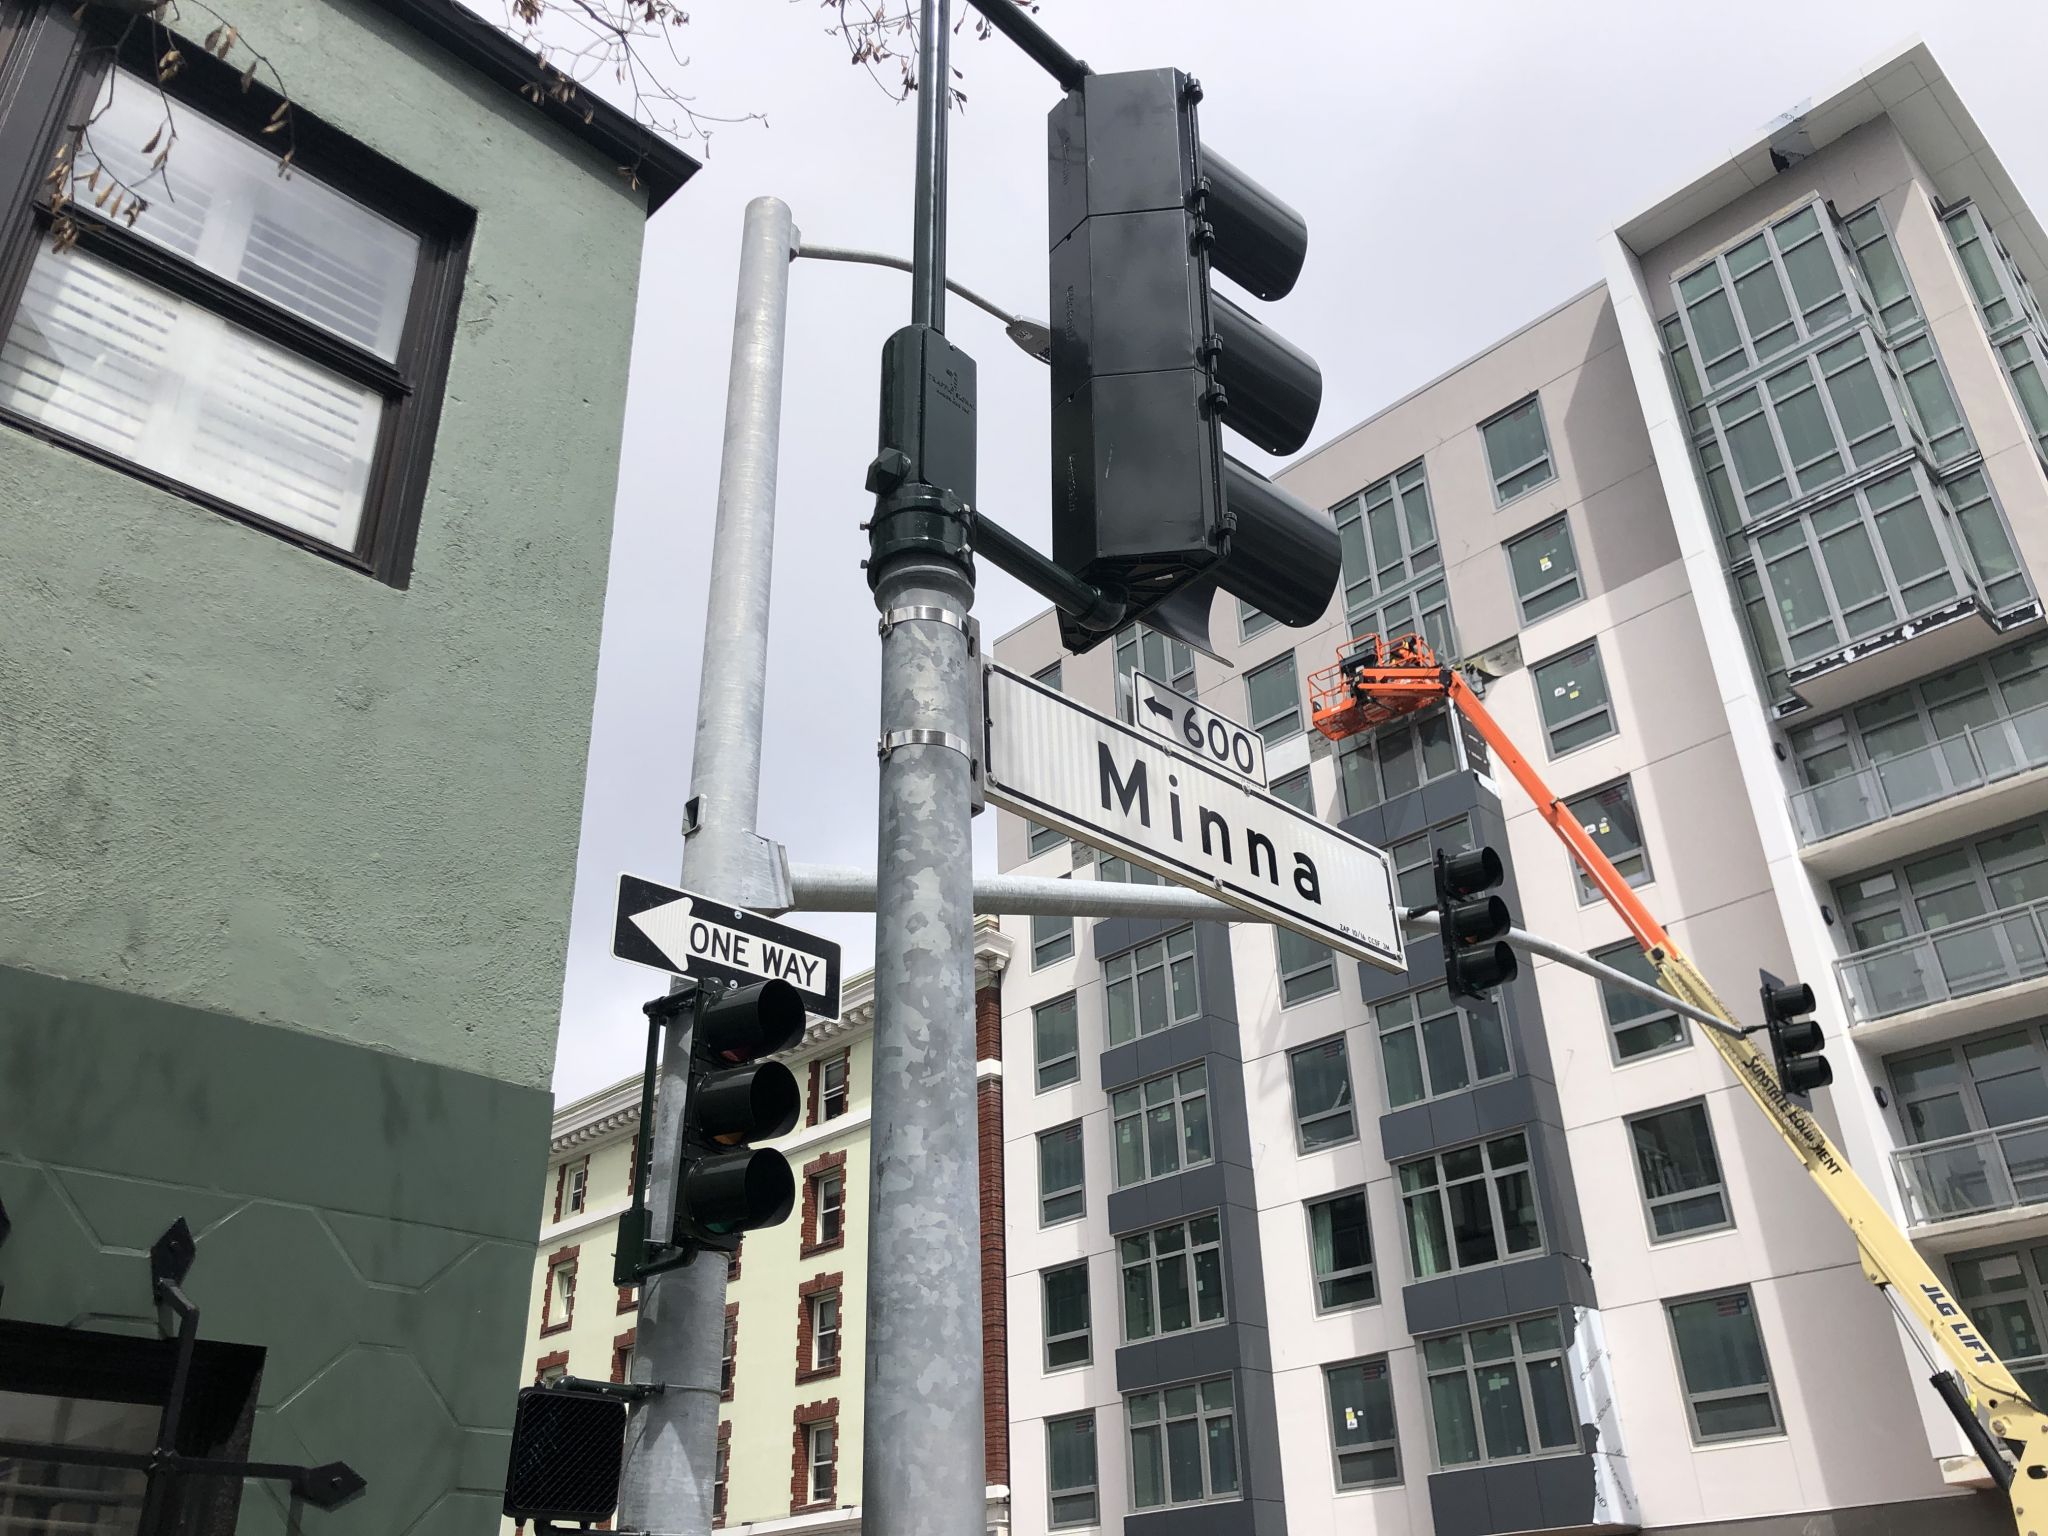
[1142, 694, 1174, 721]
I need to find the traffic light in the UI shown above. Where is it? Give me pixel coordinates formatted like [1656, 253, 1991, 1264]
[503, 1386, 626, 1524]
[1437, 847, 1518, 999]
[1760, 973, 1832, 1095]
[1045, 66, 1341, 654]
[673, 980, 806, 1247]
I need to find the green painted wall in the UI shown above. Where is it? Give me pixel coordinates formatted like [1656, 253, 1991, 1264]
[0, 964, 554, 1533]
[0, 0, 650, 1091]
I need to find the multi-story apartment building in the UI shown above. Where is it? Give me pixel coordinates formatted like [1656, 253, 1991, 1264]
[515, 922, 1015, 1532]
[0, 0, 690, 1528]
[995, 40, 2041, 1536]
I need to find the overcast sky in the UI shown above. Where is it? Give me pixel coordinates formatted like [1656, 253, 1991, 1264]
[550, 0, 2048, 1104]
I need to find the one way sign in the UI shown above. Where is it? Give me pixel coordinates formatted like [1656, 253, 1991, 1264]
[613, 874, 842, 1019]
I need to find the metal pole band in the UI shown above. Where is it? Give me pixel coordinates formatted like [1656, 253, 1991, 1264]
[878, 605, 970, 636]
[877, 729, 974, 760]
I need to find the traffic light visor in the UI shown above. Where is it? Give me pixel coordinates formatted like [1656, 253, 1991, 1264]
[678, 1147, 797, 1239]
[695, 1060, 802, 1145]
[1441, 847, 1505, 898]
[697, 979, 807, 1062]
[1763, 981, 1817, 1020]
[1455, 942, 1518, 993]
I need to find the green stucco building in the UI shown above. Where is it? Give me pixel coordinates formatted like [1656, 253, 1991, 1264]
[0, 0, 692, 1525]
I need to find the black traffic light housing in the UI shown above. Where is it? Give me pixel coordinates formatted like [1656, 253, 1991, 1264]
[1437, 847, 1518, 1000]
[503, 1386, 627, 1524]
[1045, 66, 1340, 653]
[673, 980, 806, 1247]
[1760, 972, 1831, 1097]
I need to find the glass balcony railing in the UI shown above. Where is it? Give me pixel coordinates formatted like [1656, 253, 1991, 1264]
[1838, 897, 2048, 1022]
[1892, 1114, 2048, 1225]
[1789, 702, 2048, 844]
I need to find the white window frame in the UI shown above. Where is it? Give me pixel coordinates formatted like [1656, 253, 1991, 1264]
[565, 1158, 589, 1215]
[1119, 1214, 1227, 1342]
[810, 1290, 841, 1372]
[816, 1169, 845, 1246]
[806, 1419, 837, 1504]
[1111, 1063, 1213, 1188]
[820, 1055, 849, 1119]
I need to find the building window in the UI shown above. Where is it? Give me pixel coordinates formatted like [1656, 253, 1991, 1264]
[1326, 1357, 1401, 1488]
[1033, 911, 1074, 969]
[808, 1290, 841, 1375]
[1707, 330, 1908, 520]
[537, 1359, 569, 1386]
[1276, 926, 1338, 1005]
[1035, 994, 1081, 1091]
[1043, 1262, 1092, 1371]
[1245, 652, 1303, 744]
[1531, 642, 1616, 755]
[804, 1419, 837, 1507]
[1116, 624, 1195, 723]
[1047, 1411, 1099, 1528]
[1039, 1122, 1085, 1225]
[802, 1163, 846, 1256]
[1238, 598, 1277, 640]
[1672, 202, 1852, 389]
[1377, 983, 1511, 1108]
[1481, 396, 1555, 504]
[542, 1252, 577, 1335]
[1423, 1314, 1576, 1466]
[818, 1171, 844, 1246]
[721, 1305, 738, 1399]
[1289, 1035, 1357, 1151]
[1027, 662, 1069, 855]
[1105, 928, 1199, 1043]
[1128, 1378, 1239, 1509]
[820, 1054, 849, 1121]
[1595, 940, 1686, 1061]
[1352, 573, 1458, 663]
[1307, 1190, 1376, 1311]
[1269, 767, 1314, 813]
[1340, 707, 1460, 814]
[1949, 1247, 2048, 1407]
[1667, 1289, 1782, 1443]
[1389, 816, 1477, 910]
[1120, 1215, 1226, 1341]
[1565, 778, 1651, 902]
[564, 1159, 589, 1215]
[1893, 332, 1973, 464]
[1335, 460, 1440, 620]
[1842, 202, 1921, 336]
[1506, 516, 1583, 623]
[715, 1428, 730, 1524]
[1098, 854, 1163, 885]
[0, 44, 471, 584]
[1112, 1063, 1213, 1187]
[1629, 1102, 1731, 1240]
[1399, 1134, 1542, 1278]
[1943, 202, 2042, 338]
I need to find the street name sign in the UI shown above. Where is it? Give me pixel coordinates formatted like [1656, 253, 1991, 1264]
[983, 666, 1405, 971]
[1133, 672, 1266, 786]
[613, 875, 843, 1018]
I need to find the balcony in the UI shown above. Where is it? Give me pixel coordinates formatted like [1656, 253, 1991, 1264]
[1893, 1115, 2048, 1229]
[1837, 899, 2048, 1042]
[1790, 701, 2048, 876]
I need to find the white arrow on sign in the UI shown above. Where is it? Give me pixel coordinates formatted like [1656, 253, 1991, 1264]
[630, 895, 832, 996]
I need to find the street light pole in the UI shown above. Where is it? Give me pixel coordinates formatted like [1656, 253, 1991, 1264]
[861, 0, 988, 1527]
[616, 194, 796, 1536]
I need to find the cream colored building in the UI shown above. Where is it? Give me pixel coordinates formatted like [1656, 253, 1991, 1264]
[512, 921, 1014, 1531]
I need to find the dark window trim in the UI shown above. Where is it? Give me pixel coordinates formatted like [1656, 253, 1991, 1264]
[0, 0, 475, 586]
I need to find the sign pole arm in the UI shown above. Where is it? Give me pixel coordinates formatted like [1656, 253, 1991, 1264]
[614, 194, 796, 1536]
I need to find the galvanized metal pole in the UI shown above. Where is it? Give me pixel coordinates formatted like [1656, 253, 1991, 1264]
[617, 194, 795, 1536]
[862, 0, 986, 1529]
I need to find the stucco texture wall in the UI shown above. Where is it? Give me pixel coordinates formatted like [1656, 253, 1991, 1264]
[0, 0, 651, 1090]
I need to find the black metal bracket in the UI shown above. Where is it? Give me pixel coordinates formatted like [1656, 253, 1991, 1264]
[2, 1218, 367, 1515]
[546, 1374, 665, 1403]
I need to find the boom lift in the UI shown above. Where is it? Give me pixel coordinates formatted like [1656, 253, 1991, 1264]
[1309, 634, 2048, 1531]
